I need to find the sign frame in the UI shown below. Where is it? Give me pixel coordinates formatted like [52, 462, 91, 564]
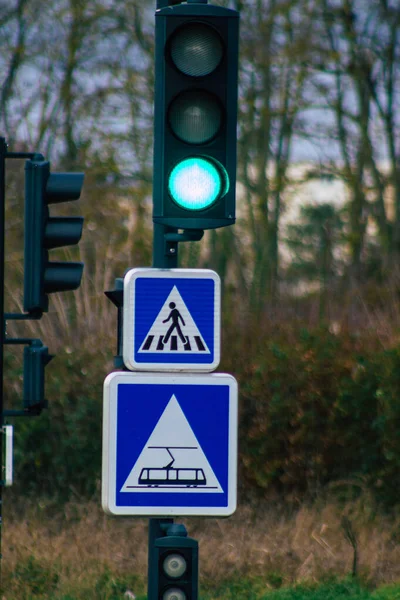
[122, 268, 221, 372]
[102, 371, 238, 517]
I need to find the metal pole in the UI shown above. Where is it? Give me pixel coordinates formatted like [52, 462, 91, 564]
[152, 223, 179, 269]
[148, 3, 186, 594]
[148, 221, 178, 596]
[0, 137, 7, 579]
[147, 517, 173, 598]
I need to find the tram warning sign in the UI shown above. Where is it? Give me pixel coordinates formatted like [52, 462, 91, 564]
[102, 371, 238, 516]
[123, 268, 220, 372]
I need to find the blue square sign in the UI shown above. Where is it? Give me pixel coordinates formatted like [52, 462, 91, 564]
[123, 269, 220, 372]
[102, 372, 238, 517]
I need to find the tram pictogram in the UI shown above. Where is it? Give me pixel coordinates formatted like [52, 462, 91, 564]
[137, 447, 207, 488]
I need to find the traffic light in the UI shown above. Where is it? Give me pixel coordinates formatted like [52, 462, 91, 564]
[149, 531, 198, 600]
[24, 159, 84, 314]
[23, 340, 53, 413]
[152, 1, 239, 230]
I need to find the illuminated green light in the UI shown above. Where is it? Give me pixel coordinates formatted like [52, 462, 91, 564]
[168, 157, 228, 211]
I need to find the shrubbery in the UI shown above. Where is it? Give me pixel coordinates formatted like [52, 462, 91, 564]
[225, 320, 400, 506]
[5, 317, 400, 507]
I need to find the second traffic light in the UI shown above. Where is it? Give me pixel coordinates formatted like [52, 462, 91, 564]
[153, 1, 239, 230]
[23, 340, 53, 414]
[24, 159, 84, 314]
[149, 530, 198, 600]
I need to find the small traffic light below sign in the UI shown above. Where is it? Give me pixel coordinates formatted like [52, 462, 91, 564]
[23, 159, 84, 314]
[148, 522, 199, 600]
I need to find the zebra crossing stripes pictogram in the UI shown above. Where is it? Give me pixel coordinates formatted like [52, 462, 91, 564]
[141, 333, 206, 352]
[138, 286, 210, 355]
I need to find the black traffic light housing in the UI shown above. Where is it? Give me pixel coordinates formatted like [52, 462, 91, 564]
[24, 159, 84, 314]
[23, 340, 53, 414]
[148, 523, 198, 600]
[153, 2, 239, 230]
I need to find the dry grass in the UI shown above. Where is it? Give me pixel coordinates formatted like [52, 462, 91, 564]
[2, 495, 400, 596]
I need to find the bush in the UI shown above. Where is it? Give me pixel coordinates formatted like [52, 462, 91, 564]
[228, 326, 400, 505]
[9, 348, 107, 501]
[6, 319, 400, 507]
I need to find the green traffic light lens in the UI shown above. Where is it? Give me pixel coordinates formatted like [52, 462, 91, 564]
[168, 157, 229, 210]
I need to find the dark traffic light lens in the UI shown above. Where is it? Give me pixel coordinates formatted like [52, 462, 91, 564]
[170, 23, 223, 77]
[169, 90, 222, 144]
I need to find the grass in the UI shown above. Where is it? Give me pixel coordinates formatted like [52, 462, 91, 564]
[3, 574, 400, 599]
[1, 498, 400, 599]
[203, 579, 377, 599]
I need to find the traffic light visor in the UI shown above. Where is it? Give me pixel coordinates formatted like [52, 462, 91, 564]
[168, 157, 229, 210]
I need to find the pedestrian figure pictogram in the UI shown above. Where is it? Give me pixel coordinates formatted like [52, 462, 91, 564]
[163, 302, 186, 345]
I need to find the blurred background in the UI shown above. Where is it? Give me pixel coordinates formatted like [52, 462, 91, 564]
[1, 0, 400, 597]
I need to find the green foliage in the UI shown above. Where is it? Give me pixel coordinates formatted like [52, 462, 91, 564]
[224, 324, 400, 505]
[9, 348, 106, 500]
[371, 584, 400, 600]
[200, 579, 384, 600]
[94, 569, 145, 600]
[5, 561, 147, 600]
[259, 580, 371, 600]
[202, 575, 267, 599]
[13, 555, 59, 597]
[5, 321, 400, 507]
[5, 573, 396, 600]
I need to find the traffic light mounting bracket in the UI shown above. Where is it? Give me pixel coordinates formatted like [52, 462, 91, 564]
[164, 228, 204, 258]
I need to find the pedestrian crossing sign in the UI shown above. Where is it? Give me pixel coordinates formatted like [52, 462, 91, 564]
[123, 268, 221, 372]
[102, 371, 238, 516]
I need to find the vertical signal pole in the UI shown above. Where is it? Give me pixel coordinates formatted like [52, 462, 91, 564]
[149, 1, 190, 594]
[149, 0, 239, 595]
[0, 138, 6, 573]
[0, 139, 5, 420]
[150, 0, 179, 574]
[0, 139, 5, 428]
